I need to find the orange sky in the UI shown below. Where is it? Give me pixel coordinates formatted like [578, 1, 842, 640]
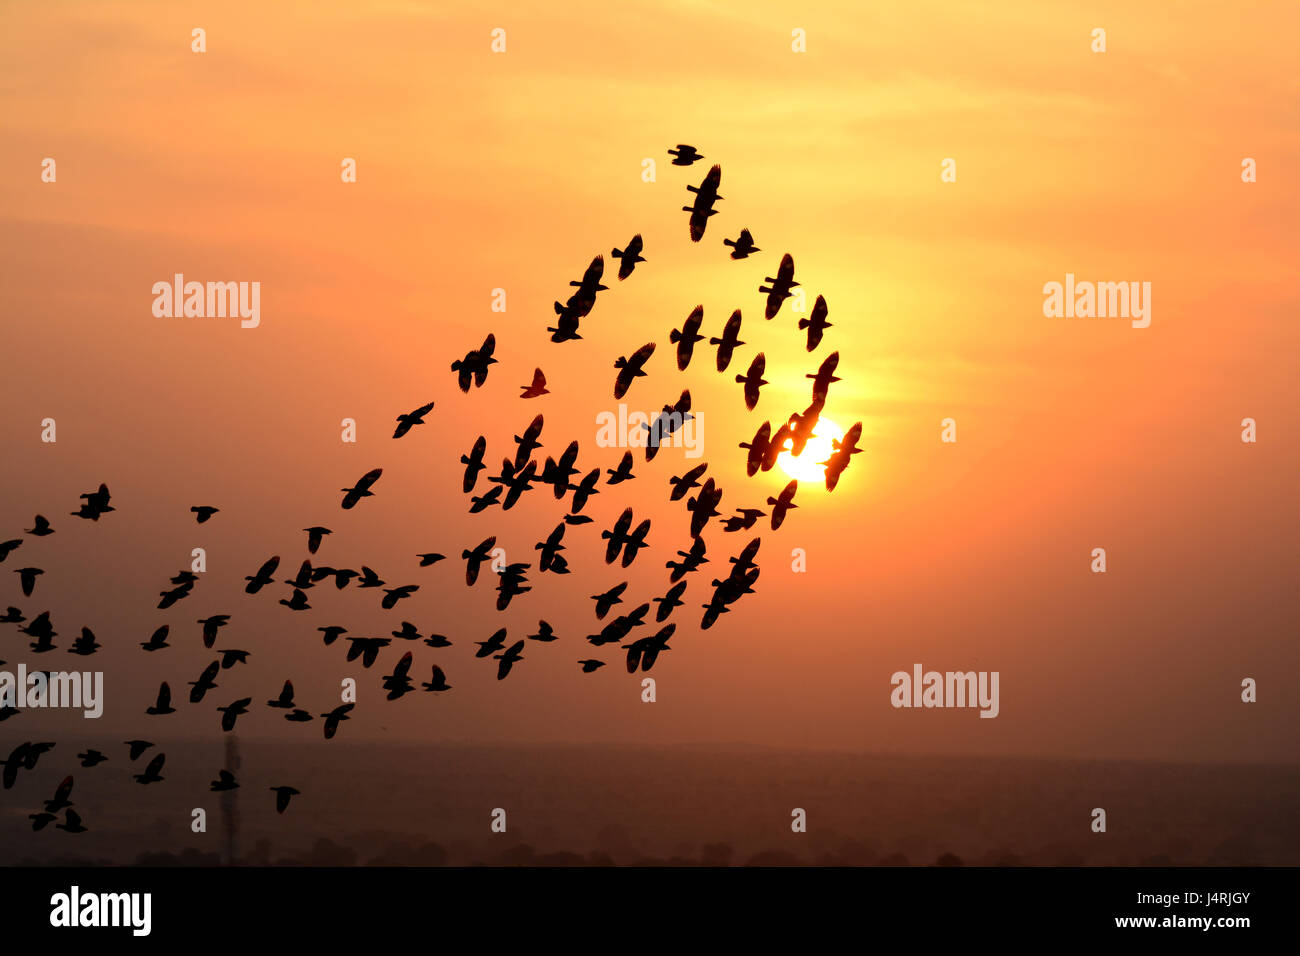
[1, 0, 1297, 763]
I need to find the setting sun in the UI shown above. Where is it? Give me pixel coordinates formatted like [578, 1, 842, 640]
[777, 417, 843, 483]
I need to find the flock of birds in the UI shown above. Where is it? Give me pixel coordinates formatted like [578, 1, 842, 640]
[0, 144, 863, 840]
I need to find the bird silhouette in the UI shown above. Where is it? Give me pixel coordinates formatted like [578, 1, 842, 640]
[613, 342, 655, 399]
[683, 164, 722, 241]
[197, 614, 230, 648]
[451, 333, 498, 391]
[579, 659, 606, 673]
[190, 505, 219, 523]
[611, 234, 645, 280]
[209, 769, 239, 791]
[267, 680, 296, 709]
[668, 463, 707, 501]
[527, 620, 558, 642]
[43, 775, 75, 812]
[0, 539, 21, 562]
[766, 480, 799, 530]
[188, 660, 220, 703]
[461, 436, 488, 492]
[669, 305, 706, 370]
[345, 637, 389, 668]
[340, 468, 383, 509]
[69, 626, 101, 656]
[624, 623, 675, 672]
[513, 414, 544, 468]
[382, 651, 416, 700]
[71, 484, 114, 521]
[569, 468, 601, 512]
[217, 697, 252, 731]
[474, 627, 508, 658]
[393, 400, 435, 439]
[244, 556, 280, 594]
[494, 640, 525, 680]
[26, 515, 54, 536]
[760, 253, 799, 319]
[821, 421, 864, 491]
[687, 478, 723, 537]
[422, 665, 451, 693]
[304, 526, 332, 554]
[519, 368, 549, 398]
[591, 582, 627, 620]
[462, 536, 497, 585]
[321, 703, 354, 739]
[736, 353, 768, 410]
[76, 749, 108, 768]
[799, 295, 831, 350]
[55, 810, 88, 833]
[668, 144, 703, 165]
[723, 228, 760, 259]
[124, 740, 154, 761]
[270, 785, 300, 813]
[709, 310, 744, 372]
[381, 584, 419, 610]
[133, 752, 165, 784]
[140, 625, 170, 652]
[15, 567, 42, 597]
[653, 581, 688, 622]
[739, 421, 771, 477]
[146, 682, 176, 715]
[606, 451, 636, 485]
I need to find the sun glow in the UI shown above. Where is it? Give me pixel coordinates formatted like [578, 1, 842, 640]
[777, 417, 843, 483]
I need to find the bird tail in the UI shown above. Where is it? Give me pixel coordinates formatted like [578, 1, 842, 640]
[669, 328, 682, 344]
[611, 247, 623, 259]
[797, 317, 810, 329]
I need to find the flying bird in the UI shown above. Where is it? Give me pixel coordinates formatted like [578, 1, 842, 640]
[244, 556, 280, 594]
[668, 463, 707, 501]
[321, 703, 354, 739]
[513, 414, 544, 469]
[451, 333, 498, 391]
[821, 421, 863, 491]
[422, 665, 451, 693]
[736, 353, 767, 410]
[140, 625, 170, 652]
[683, 164, 722, 241]
[767, 480, 799, 530]
[723, 228, 760, 259]
[709, 310, 745, 372]
[393, 400, 436, 439]
[340, 467, 383, 509]
[494, 640, 525, 680]
[191, 506, 219, 523]
[304, 526, 332, 554]
[146, 682, 176, 716]
[15, 567, 42, 597]
[611, 234, 645, 280]
[519, 368, 549, 398]
[133, 753, 166, 785]
[760, 253, 799, 319]
[606, 451, 636, 485]
[799, 295, 832, 350]
[197, 614, 230, 648]
[217, 697, 252, 732]
[613, 342, 655, 399]
[26, 515, 54, 536]
[461, 436, 488, 492]
[210, 770, 239, 792]
[670, 305, 706, 370]
[668, 144, 703, 165]
[270, 786, 300, 814]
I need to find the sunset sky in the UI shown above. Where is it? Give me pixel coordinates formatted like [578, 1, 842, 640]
[1, 0, 1297, 764]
